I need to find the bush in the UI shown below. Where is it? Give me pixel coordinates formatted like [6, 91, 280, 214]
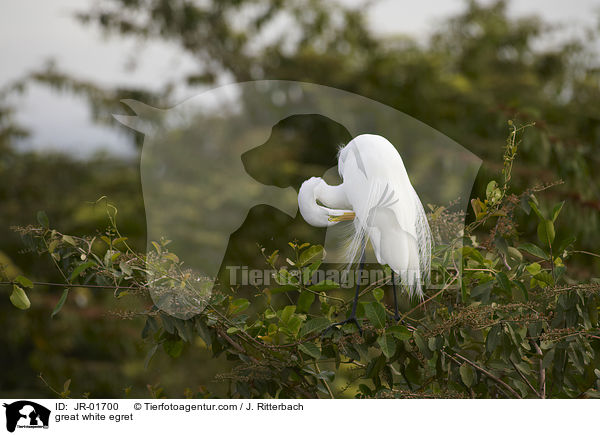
[5, 123, 600, 398]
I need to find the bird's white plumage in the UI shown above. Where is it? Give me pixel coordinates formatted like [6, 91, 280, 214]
[298, 134, 432, 298]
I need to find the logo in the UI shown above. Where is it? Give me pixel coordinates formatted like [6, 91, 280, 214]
[3, 401, 50, 432]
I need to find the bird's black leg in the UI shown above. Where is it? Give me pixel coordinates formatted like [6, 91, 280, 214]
[323, 250, 366, 336]
[390, 270, 401, 322]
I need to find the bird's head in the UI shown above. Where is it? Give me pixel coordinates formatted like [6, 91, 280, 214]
[298, 177, 354, 227]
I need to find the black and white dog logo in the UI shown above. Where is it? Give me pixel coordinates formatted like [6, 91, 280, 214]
[3, 401, 50, 432]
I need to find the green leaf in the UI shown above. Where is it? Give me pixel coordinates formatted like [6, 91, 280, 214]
[507, 246, 523, 262]
[62, 235, 77, 246]
[470, 280, 493, 302]
[364, 302, 386, 329]
[459, 363, 475, 387]
[69, 261, 96, 282]
[298, 342, 321, 359]
[36, 210, 49, 228]
[373, 288, 384, 302]
[551, 201, 564, 222]
[496, 271, 512, 293]
[119, 261, 132, 276]
[365, 354, 386, 380]
[144, 344, 158, 369]
[112, 237, 128, 246]
[163, 339, 184, 358]
[297, 245, 324, 267]
[513, 281, 529, 301]
[268, 285, 297, 294]
[300, 318, 330, 336]
[51, 288, 69, 318]
[297, 291, 315, 313]
[486, 180, 498, 200]
[486, 324, 502, 353]
[285, 316, 302, 336]
[229, 298, 249, 315]
[388, 325, 411, 340]
[526, 262, 542, 275]
[413, 331, 432, 359]
[555, 235, 576, 256]
[537, 219, 555, 246]
[302, 261, 321, 284]
[15, 275, 34, 289]
[528, 200, 545, 220]
[377, 334, 397, 359]
[382, 365, 394, 389]
[10, 285, 30, 310]
[461, 246, 485, 264]
[62, 379, 71, 395]
[519, 196, 531, 215]
[48, 239, 60, 254]
[280, 305, 296, 323]
[518, 243, 549, 260]
[273, 269, 298, 286]
[267, 250, 279, 265]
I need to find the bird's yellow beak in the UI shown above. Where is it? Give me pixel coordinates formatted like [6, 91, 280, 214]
[328, 212, 356, 222]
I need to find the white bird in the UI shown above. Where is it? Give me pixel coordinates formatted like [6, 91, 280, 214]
[298, 134, 432, 330]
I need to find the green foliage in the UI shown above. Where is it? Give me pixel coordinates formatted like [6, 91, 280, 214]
[2, 0, 600, 398]
[9, 285, 30, 310]
[7, 124, 599, 398]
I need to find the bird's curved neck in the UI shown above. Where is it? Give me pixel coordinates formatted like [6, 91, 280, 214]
[298, 178, 354, 227]
[314, 182, 351, 209]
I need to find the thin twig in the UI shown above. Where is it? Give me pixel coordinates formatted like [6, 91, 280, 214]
[398, 274, 458, 324]
[445, 351, 522, 399]
[509, 358, 540, 398]
[38, 373, 64, 398]
[529, 338, 546, 399]
[314, 361, 334, 399]
[570, 250, 600, 259]
[0, 281, 144, 290]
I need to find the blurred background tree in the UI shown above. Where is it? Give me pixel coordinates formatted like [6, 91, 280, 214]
[0, 0, 599, 397]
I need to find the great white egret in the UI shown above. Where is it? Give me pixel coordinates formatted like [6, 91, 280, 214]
[298, 134, 432, 331]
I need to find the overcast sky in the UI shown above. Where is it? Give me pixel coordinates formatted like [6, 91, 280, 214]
[1, 0, 598, 158]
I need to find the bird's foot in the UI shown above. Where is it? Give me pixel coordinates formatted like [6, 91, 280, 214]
[322, 316, 362, 336]
[388, 313, 401, 322]
[388, 312, 406, 325]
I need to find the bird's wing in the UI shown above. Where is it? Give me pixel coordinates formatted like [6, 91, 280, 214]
[340, 135, 432, 293]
